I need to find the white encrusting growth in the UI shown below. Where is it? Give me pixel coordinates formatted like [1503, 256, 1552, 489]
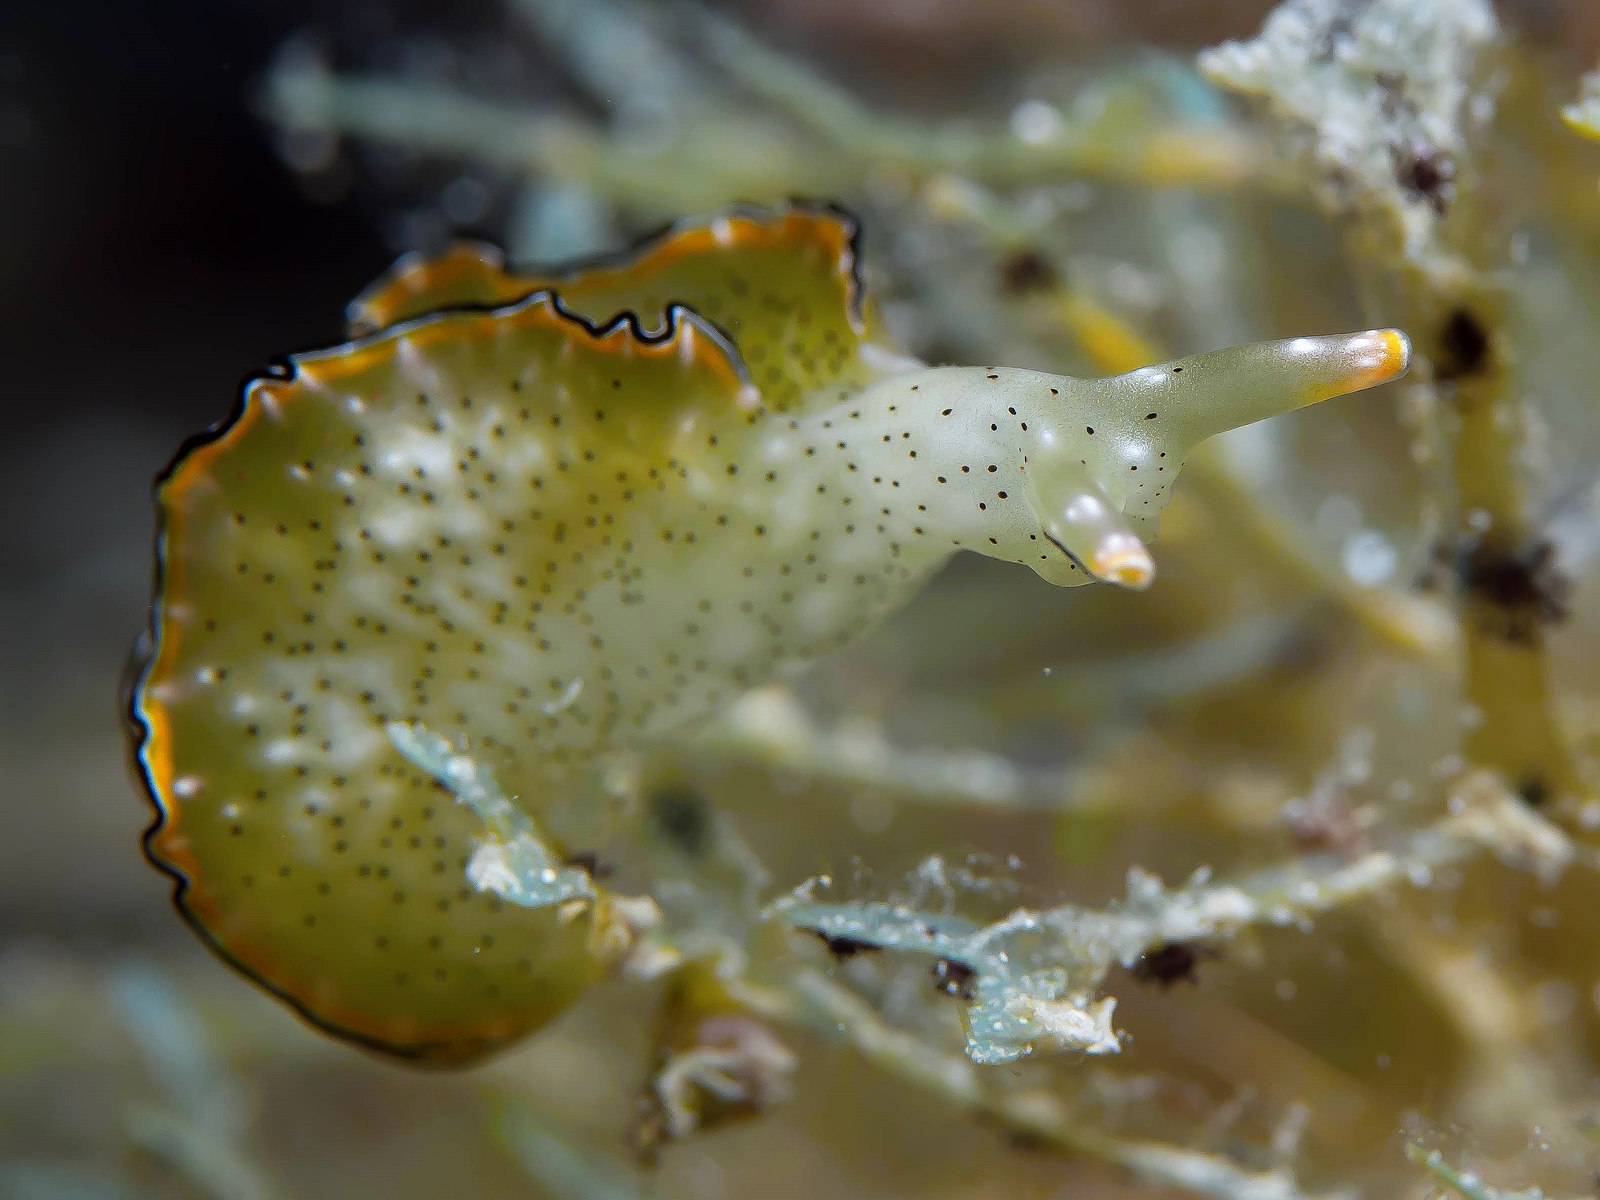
[386, 721, 595, 909]
[1200, 0, 1498, 253]
[771, 775, 1567, 1065]
[826, 329, 1410, 591]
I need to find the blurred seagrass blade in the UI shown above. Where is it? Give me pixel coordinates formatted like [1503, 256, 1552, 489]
[495, 1099, 675, 1200]
[108, 963, 281, 1200]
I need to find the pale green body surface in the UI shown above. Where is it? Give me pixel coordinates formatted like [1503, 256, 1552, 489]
[128, 205, 1409, 1063]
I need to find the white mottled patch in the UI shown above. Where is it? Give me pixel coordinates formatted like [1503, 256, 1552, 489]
[466, 842, 519, 894]
[542, 677, 584, 716]
[367, 503, 427, 547]
[262, 739, 299, 765]
[379, 423, 459, 479]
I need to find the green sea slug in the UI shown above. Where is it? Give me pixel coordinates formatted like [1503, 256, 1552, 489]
[127, 202, 1410, 1063]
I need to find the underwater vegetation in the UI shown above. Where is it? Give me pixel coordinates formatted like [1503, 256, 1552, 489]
[24, 0, 1600, 1196]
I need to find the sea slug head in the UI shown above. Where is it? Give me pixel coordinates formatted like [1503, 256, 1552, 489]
[930, 329, 1412, 589]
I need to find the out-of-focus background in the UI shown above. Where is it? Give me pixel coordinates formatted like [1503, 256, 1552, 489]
[7, 1, 1600, 1197]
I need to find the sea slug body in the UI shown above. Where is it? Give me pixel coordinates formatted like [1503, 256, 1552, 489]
[126, 202, 1410, 1063]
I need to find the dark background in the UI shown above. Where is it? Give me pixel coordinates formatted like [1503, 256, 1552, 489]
[2, 1, 390, 955]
